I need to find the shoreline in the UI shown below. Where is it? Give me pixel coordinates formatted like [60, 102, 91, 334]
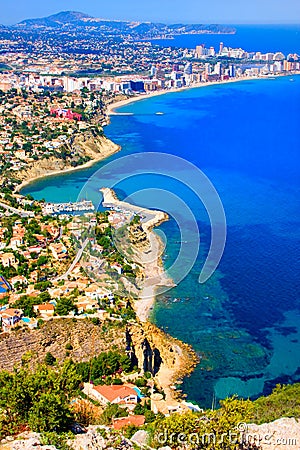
[100, 188, 197, 400]
[15, 136, 121, 194]
[106, 72, 299, 115]
[16, 73, 298, 196]
[101, 187, 175, 322]
[106, 76, 259, 115]
[15, 79, 244, 195]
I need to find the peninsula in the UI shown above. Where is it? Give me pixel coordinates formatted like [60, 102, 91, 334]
[101, 187, 175, 322]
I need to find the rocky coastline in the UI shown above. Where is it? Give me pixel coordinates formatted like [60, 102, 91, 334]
[15, 132, 120, 193]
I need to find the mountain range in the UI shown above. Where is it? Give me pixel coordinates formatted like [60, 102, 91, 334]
[15, 11, 235, 36]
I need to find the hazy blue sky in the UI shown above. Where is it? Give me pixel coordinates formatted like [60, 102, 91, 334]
[1, 0, 300, 25]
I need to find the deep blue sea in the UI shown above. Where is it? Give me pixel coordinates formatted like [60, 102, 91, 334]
[152, 24, 300, 55]
[22, 74, 300, 408]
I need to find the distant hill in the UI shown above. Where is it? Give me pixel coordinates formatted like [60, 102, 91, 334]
[17, 11, 93, 28]
[16, 10, 235, 36]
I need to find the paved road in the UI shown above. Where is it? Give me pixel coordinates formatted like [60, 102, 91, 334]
[0, 201, 35, 218]
[54, 238, 89, 281]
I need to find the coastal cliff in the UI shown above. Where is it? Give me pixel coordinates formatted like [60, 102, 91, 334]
[0, 317, 197, 399]
[127, 322, 199, 399]
[67, 130, 120, 161]
[15, 131, 120, 188]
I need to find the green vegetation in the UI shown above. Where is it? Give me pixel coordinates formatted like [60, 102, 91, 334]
[0, 348, 300, 448]
[130, 214, 141, 225]
[134, 401, 156, 423]
[76, 350, 131, 383]
[151, 396, 254, 449]
[253, 383, 300, 424]
[55, 297, 76, 316]
[0, 348, 133, 438]
[40, 432, 73, 450]
[149, 385, 300, 449]
[100, 403, 128, 425]
[12, 295, 37, 317]
[45, 352, 56, 366]
[0, 360, 80, 437]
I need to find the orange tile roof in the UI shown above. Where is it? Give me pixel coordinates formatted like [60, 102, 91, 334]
[37, 303, 55, 311]
[113, 415, 145, 430]
[0, 308, 22, 317]
[93, 385, 137, 403]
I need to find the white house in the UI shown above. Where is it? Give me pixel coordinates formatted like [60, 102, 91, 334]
[85, 284, 114, 302]
[84, 383, 138, 406]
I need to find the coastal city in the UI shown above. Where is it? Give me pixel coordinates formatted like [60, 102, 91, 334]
[0, 7, 299, 450]
[0, 22, 299, 186]
[0, 39, 299, 95]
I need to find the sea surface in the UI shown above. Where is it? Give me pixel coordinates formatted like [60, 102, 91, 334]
[22, 75, 300, 408]
[151, 24, 300, 55]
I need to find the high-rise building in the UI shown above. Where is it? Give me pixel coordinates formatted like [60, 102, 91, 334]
[156, 65, 165, 79]
[229, 64, 235, 77]
[214, 62, 222, 76]
[254, 52, 262, 61]
[209, 47, 215, 56]
[273, 61, 283, 72]
[195, 45, 204, 58]
[205, 63, 211, 75]
[284, 60, 292, 71]
[150, 65, 157, 77]
[219, 42, 224, 54]
[171, 71, 182, 81]
[130, 80, 145, 92]
[273, 52, 285, 61]
[266, 53, 274, 61]
[184, 62, 193, 75]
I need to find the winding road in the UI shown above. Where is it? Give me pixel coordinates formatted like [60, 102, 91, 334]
[54, 237, 89, 281]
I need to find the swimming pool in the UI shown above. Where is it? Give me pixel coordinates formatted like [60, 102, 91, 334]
[133, 387, 144, 398]
[22, 317, 31, 323]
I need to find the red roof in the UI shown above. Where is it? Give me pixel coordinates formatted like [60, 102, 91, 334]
[93, 385, 137, 403]
[37, 303, 55, 311]
[113, 415, 145, 430]
[0, 308, 22, 318]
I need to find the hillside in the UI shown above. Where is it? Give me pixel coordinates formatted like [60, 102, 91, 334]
[15, 10, 236, 36]
[0, 318, 127, 370]
[14, 132, 120, 187]
[17, 11, 93, 28]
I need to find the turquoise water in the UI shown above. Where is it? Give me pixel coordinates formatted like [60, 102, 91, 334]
[22, 76, 300, 408]
[22, 317, 31, 323]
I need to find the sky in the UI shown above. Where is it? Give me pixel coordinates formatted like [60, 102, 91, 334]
[0, 0, 300, 25]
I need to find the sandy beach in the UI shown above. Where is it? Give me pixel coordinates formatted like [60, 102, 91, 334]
[101, 187, 175, 322]
[16, 73, 291, 195]
[105, 76, 261, 115]
[106, 72, 300, 116]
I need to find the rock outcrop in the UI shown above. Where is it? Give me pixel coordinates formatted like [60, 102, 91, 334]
[0, 317, 197, 399]
[127, 322, 198, 398]
[247, 418, 300, 450]
[15, 131, 120, 185]
[69, 131, 119, 160]
[0, 426, 149, 450]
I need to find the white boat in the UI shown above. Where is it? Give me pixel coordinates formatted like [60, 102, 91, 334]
[155, 112, 164, 115]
